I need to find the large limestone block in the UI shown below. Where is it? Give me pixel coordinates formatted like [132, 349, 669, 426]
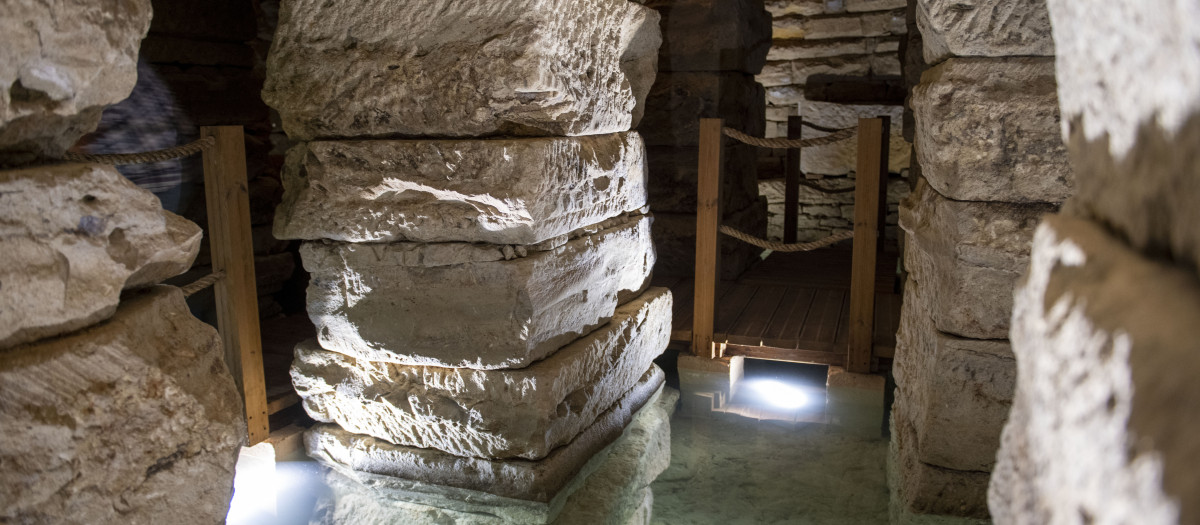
[916, 0, 1054, 64]
[652, 199, 767, 279]
[646, 143, 759, 214]
[640, 72, 765, 146]
[0, 163, 203, 349]
[991, 215, 1200, 525]
[797, 97, 910, 175]
[293, 288, 672, 460]
[0, 286, 245, 524]
[302, 214, 655, 369]
[773, 10, 906, 40]
[889, 408, 991, 520]
[912, 57, 1072, 203]
[899, 178, 1055, 339]
[893, 279, 1014, 473]
[263, 0, 661, 140]
[0, 0, 152, 165]
[275, 133, 649, 245]
[644, 0, 772, 74]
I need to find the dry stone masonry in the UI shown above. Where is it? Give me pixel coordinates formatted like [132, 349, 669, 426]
[266, 0, 675, 522]
[990, 1, 1200, 523]
[889, 0, 1072, 521]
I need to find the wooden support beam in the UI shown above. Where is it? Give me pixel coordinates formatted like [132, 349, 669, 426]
[201, 126, 270, 445]
[723, 344, 847, 367]
[846, 118, 885, 374]
[692, 118, 724, 358]
[783, 115, 803, 244]
[876, 116, 892, 259]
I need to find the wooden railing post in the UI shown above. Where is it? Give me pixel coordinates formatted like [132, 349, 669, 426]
[847, 118, 885, 374]
[692, 118, 724, 358]
[201, 126, 269, 444]
[783, 115, 803, 244]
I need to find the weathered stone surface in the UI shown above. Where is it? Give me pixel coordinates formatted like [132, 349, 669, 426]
[646, 144, 759, 213]
[765, 0, 827, 17]
[767, 36, 902, 61]
[0, 0, 152, 165]
[263, 0, 661, 140]
[900, 178, 1055, 339]
[761, 175, 909, 242]
[275, 133, 649, 245]
[0, 163, 203, 349]
[308, 368, 666, 503]
[847, 0, 907, 12]
[773, 10, 906, 40]
[293, 287, 672, 460]
[893, 278, 1014, 473]
[991, 215, 1200, 525]
[889, 409, 991, 520]
[916, 0, 1054, 65]
[645, 0, 772, 74]
[911, 57, 1072, 203]
[797, 97, 910, 175]
[302, 214, 655, 369]
[640, 72, 765, 146]
[0, 286, 245, 524]
[652, 199, 767, 279]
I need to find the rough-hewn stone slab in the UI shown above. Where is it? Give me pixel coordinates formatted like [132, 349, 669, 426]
[644, 0, 772, 74]
[293, 287, 672, 460]
[911, 57, 1072, 203]
[0, 286, 245, 524]
[893, 279, 1014, 473]
[651, 200, 767, 280]
[262, 0, 661, 140]
[275, 133, 648, 245]
[302, 215, 655, 369]
[917, 0, 1054, 64]
[899, 178, 1055, 339]
[796, 97, 909, 176]
[991, 214, 1200, 525]
[889, 407, 991, 520]
[773, 10, 906, 40]
[646, 144, 759, 214]
[0, 0, 151, 165]
[307, 367, 666, 505]
[640, 72, 765, 146]
[0, 163, 203, 349]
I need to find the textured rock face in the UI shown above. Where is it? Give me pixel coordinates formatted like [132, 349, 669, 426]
[275, 133, 649, 245]
[916, 0, 1054, 64]
[639, 72, 766, 146]
[302, 215, 655, 369]
[309, 385, 675, 525]
[0, 286, 245, 524]
[652, 199, 767, 279]
[292, 288, 672, 460]
[890, 408, 991, 519]
[646, 144, 759, 214]
[0, 163, 203, 349]
[0, 0, 152, 165]
[263, 0, 661, 140]
[991, 215, 1200, 525]
[911, 58, 1073, 203]
[797, 98, 909, 176]
[307, 368, 666, 503]
[899, 179, 1055, 339]
[645, 0, 772, 73]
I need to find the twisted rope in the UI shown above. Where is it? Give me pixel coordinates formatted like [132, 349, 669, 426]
[181, 271, 224, 297]
[64, 136, 216, 165]
[718, 226, 853, 252]
[721, 126, 856, 149]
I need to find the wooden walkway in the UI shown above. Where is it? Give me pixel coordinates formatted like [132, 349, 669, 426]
[652, 241, 901, 367]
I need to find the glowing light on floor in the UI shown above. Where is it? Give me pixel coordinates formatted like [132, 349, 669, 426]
[746, 378, 810, 409]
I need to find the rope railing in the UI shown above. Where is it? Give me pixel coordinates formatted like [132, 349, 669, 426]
[718, 225, 853, 252]
[721, 126, 856, 149]
[180, 270, 225, 297]
[64, 136, 216, 165]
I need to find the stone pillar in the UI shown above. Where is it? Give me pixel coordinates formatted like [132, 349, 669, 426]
[264, 1, 676, 522]
[641, 0, 772, 279]
[0, 3, 246, 522]
[990, 1, 1200, 523]
[890, 0, 1071, 521]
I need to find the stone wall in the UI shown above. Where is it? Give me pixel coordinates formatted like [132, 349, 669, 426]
[0, 2, 245, 522]
[889, 0, 1070, 521]
[990, 1, 1200, 523]
[265, 1, 676, 522]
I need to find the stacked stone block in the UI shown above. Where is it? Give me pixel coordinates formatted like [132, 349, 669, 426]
[889, 0, 1070, 521]
[263, 1, 675, 522]
[641, 0, 772, 280]
[990, 1, 1200, 523]
[0, 3, 246, 521]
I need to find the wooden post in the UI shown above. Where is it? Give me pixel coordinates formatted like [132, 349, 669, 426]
[783, 115, 803, 244]
[692, 118, 724, 358]
[876, 116, 891, 259]
[847, 118, 884, 374]
[201, 126, 269, 444]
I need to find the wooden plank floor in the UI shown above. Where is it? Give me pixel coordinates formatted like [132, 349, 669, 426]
[653, 241, 902, 366]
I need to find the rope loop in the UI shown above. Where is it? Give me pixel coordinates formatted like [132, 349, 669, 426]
[64, 136, 217, 165]
[180, 271, 225, 297]
[718, 226, 853, 252]
[721, 126, 856, 149]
